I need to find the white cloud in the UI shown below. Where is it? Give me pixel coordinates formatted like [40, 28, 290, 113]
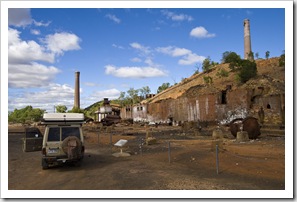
[8, 29, 66, 89]
[7, 8, 82, 112]
[156, 46, 191, 57]
[178, 53, 205, 65]
[8, 8, 51, 28]
[246, 10, 253, 15]
[144, 58, 155, 66]
[8, 8, 32, 27]
[30, 29, 40, 35]
[131, 57, 142, 62]
[130, 42, 159, 67]
[161, 10, 193, 22]
[83, 82, 97, 87]
[8, 62, 61, 88]
[105, 14, 121, 24]
[8, 28, 82, 90]
[190, 26, 216, 38]
[105, 65, 167, 78]
[8, 83, 75, 112]
[8, 28, 55, 64]
[44, 32, 81, 54]
[112, 43, 124, 49]
[130, 42, 151, 55]
[172, 48, 192, 57]
[89, 88, 121, 101]
[33, 20, 51, 27]
[156, 46, 205, 65]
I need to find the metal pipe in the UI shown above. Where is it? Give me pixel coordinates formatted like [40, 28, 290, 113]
[168, 141, 171, 163]
[110, 132, 112, 153]
[139, 138, 143, 156]
[216, 144, 219, 174]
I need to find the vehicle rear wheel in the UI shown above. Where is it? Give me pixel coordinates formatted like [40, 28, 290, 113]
[42, 159, 49, 170]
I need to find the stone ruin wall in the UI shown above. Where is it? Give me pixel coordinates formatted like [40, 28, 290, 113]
[250, 94, 285, 125]
[120, 87, 284, 126]
[145, 87, 254, 125]
[217, 89, 252, 125]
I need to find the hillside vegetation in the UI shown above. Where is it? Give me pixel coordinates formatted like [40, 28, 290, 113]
[146, 57, 284, 103]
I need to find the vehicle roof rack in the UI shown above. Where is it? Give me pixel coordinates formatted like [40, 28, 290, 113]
[41, 113, 85, 125]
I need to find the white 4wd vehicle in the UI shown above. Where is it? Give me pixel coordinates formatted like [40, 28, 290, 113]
[41, 113, 85, 169]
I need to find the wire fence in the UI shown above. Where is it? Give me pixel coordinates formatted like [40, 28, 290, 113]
[92, 126, 282, 175]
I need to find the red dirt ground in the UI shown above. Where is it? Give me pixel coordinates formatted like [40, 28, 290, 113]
[8, 124, 285, 196]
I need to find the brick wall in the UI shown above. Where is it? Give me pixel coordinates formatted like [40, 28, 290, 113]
[120, 88, 284, 125]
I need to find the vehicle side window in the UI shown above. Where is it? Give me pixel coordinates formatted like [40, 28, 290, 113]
[47, 127, 60, 141]
[61, 127, 80, 140]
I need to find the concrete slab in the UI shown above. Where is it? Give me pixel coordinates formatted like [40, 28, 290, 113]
[112, 152, 131, 157]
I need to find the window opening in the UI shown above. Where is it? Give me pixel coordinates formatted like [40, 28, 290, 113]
[221, 90, 227, 104]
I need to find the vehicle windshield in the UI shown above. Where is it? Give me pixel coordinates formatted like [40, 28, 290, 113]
[47, 126, 81, 141]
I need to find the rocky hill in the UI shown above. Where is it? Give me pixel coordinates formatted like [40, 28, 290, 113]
[146, 57, 285, 104]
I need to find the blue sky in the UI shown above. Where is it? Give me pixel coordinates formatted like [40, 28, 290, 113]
[4, 2, 289, 113]
[1, 2, 295, 198]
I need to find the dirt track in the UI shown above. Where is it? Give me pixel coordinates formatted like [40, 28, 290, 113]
[8, 125, 285, 192]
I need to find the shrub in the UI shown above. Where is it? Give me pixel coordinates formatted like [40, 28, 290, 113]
[279, 53, 285, 67]
[203, 76, 213, 84]
[237, 60, 257, 83]
[8, 106, 45, 123]
[216, 68, 229, 78]
[202, 57, 212, 72]
[221, 51, 241, 71]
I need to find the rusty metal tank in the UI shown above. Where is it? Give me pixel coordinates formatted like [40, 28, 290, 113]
[228, 117, 261, 139]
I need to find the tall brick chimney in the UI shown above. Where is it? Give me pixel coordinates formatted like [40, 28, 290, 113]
[244, 19, 253, 60]
[74, 71, 80, 109]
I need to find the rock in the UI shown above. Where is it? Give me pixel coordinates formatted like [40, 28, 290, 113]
[146, 137, 157, 145]
[212, 129, 223, 139]
[236, 131, 249, 142]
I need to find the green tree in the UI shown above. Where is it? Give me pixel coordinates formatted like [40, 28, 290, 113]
[202, 57, 212, 72]
[193, 63, 201, 75]
[237, 60, 257, 83]
[221, 51, 240, 63]
[69, 106, 84, 113]
[29, 108, 45, 122]
[55, 105, 67, 113]
[118, 91, 127, 107]
[117, 86, 152, 107]
[139, 86, 151, 99]
[157, 82, 171, 94]
[265, 51, 270, 59]
[255, 52, 259, 59]
[211, 61, 219, 66]
[248, 51, 254, 61]
[221, 51, 241, 70]
[127, 87, 140, 104]
[8, 106, 45, 123]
